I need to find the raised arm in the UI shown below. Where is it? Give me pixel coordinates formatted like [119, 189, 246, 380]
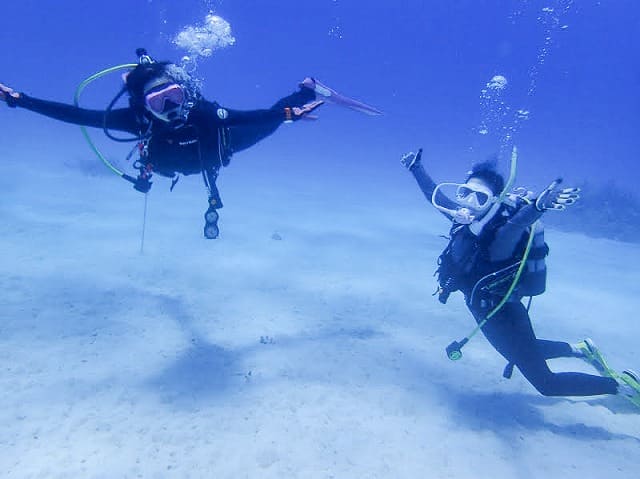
[400, 149, 458, 212]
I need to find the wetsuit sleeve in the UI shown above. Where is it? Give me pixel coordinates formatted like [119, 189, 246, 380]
[489, 203, 543, 261]
[199, 103, 286, 157]
[213, 88, 315, 127]
[12, 94, 139, 134]
[211, 88, 316, 154]
[409, 161, 458, 211]
[218, 108, 285, 126]
[224, 112, 284, 153]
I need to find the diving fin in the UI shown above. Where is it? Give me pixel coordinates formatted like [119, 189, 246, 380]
[300, 77, 383, 116]
[577, 339, 640, 409]
[576, 338, 616, 377]
[619, 370, 640, 409]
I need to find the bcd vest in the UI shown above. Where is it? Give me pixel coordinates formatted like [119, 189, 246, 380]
[436, 203, 549, 305]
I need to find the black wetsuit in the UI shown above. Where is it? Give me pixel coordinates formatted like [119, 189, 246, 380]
[409, 160, 618, 397]
[10, 88, 315, 208]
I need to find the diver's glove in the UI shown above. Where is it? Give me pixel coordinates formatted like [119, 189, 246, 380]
[284, 100, 325, 122]
[0, 83, 21, 107]
[400, 148, 423, 170]
[535, 178, 580, 212]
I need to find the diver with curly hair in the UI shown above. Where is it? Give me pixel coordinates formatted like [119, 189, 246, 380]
[400, 148, 640, 403]
[1, 49, 381, 238]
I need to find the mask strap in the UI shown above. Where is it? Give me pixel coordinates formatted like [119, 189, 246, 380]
[431, 183, 460, 218]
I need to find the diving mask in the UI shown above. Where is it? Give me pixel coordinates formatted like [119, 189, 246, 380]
[144, 82, 186, 122]
[432, 179, 497, 224]
[455, 181, 494, 210]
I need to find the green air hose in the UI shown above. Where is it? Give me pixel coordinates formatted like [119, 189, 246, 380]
[73, 63, 138, 177]
[486, 226, 537, 320]
[497, 145, 518, 203]
[446, 219, 539, 360]
[446, 146, 538, 361]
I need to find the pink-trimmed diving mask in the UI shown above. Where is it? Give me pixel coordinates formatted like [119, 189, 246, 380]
[144, 83, 186, 121]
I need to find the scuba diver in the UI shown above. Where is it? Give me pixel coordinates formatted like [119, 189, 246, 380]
[400, 148, 640, 404]
[0, 49, 382, 239]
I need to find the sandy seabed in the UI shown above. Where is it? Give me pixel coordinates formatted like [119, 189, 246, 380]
[1, 155, 638, 479]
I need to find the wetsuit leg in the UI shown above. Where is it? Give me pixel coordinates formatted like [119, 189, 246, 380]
[536, 339, 575, 360]
[228, 88, 316, 154]
[476, 301, 618, 397]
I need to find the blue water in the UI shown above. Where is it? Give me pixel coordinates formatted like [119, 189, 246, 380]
[2, 3, 640, 476]
[2, 1, 638, 190]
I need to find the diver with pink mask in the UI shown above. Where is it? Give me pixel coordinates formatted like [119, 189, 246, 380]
[0, 49, 381, 238]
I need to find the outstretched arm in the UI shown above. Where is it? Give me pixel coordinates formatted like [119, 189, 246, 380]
[208, 87, 323, 155]
[213, 103, 323, 127]
[490, 202, 543, 261]
[1, 82, 139, 133]
[490, 179, 580, 261]
[209, 85, 323, 128]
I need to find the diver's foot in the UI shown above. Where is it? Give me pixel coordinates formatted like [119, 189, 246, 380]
[618, 370, 640, 408]
[574, 338, 615, 377]
[574, 338, 599, 359]
[204, 207, 220, 239]
[573, 338, 591, 358]
[620, 369, 640, 392]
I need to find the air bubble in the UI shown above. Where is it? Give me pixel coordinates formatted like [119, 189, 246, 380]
[173, 13, 236, 61]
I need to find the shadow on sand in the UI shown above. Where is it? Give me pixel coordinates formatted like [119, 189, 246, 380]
[443, 386, 640, 443]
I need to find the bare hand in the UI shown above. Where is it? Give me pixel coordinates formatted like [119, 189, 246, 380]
[0, 83, 20, 103]
[292, 100, 324, 120]
[535, 179, 580, 211]
[400, 148, 423, 170]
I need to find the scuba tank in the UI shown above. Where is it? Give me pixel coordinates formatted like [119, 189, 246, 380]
[517, 221, 548, 297]
[504, 187, 549, 298]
